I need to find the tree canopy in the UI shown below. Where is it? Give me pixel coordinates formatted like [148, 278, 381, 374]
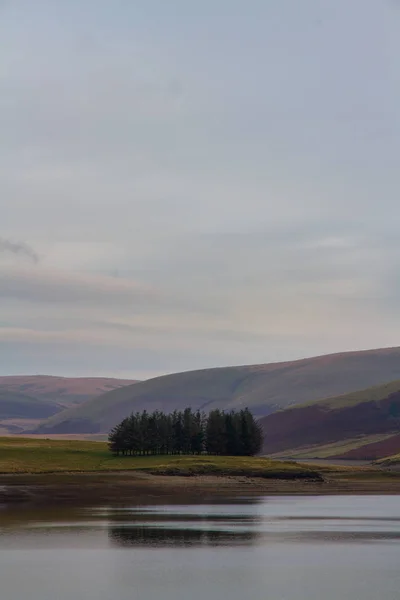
[108, 407, 262, 457]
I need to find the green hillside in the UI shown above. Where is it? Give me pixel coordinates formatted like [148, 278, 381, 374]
[377, 452, 400, 466]
[270, 434, 397, 460]
[261, 378, 400, 459]
[299, 379, 400, 410]
[34, 347, 400, 435]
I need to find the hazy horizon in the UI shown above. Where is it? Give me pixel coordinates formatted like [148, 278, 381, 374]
[1, 1, 400, 379]
[1, 344, 400, 382]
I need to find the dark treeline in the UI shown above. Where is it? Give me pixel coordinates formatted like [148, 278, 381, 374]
[108, 407, 263, 457]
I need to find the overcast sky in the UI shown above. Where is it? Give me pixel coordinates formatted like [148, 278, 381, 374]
[1, 0, 400, 379]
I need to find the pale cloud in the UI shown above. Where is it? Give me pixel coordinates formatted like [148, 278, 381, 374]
[0, 266, 154, 307]
[0, 238, 39, 263]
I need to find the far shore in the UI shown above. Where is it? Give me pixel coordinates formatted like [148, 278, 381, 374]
[1, 437, 400, 506]
[2, 469, 400, 506]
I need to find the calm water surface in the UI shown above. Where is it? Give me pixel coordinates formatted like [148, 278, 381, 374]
[1, 495, 400, 599]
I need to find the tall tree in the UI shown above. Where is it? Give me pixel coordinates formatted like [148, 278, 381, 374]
[191, 410, 205, 454]
[205, 409, 226, 455]
[225, 411, 240, 456]
[240, 408, 263, 456]
[172, 410, 184, 454]
[109, 407, 262, 457]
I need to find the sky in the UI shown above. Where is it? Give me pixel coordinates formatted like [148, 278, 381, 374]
[1, 0, 400, 379]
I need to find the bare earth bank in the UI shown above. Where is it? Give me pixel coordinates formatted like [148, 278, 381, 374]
[2, 470, 400, 506]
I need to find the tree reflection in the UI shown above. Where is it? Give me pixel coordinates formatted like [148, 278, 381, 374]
[109, 525, 260, 548]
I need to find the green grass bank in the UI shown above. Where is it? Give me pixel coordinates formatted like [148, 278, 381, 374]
[0, 437, 320, 479]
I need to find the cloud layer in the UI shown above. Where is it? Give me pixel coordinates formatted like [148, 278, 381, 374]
[1, 1, 400, 377]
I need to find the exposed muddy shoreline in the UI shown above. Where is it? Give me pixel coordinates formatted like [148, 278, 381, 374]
[2, 470, 400, 506]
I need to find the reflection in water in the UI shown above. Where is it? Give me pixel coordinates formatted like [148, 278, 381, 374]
[107, 503, 262, 547]
[109, 524, 260, 547]
[99, 510, 262, 525]
[104, 499, 400, 549]
[3, 497, 400, 549]
[108, 522, 400, 548]
[1, 496, 400, 600]
[293, 530, 400, 543]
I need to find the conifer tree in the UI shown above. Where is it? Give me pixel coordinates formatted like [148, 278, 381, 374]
[109, 407, 262, 457]
[191, 410, 205, 454]
[205, 409, 226, 455]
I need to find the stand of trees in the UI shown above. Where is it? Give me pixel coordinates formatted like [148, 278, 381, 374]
[108, 407, 263, 457]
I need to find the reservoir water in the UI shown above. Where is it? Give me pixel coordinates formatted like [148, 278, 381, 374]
[1, 495, 400, 599]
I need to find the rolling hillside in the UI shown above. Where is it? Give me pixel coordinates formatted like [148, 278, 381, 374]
[261, 379, 400, 460]
[0, 376, 137, 407]
[0, 376, 138, 434]
[34, 347, 400, 435]
[0, 390, 60, 420]
[0, 390, 61, 435]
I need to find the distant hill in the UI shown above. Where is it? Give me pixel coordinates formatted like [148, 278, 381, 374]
[0, 376, 138, 407]
[0, 390, 60, 420]
[261, 379, 400, 460]
[0, 376, 138, 434]
[33, 347, 400, 435]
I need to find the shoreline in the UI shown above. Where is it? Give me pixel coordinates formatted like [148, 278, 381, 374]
[2, 470, 400, 506]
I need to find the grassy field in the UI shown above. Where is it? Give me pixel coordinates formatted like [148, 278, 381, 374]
[0, 437, 322, 479]
[3, 438, 400, 505]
